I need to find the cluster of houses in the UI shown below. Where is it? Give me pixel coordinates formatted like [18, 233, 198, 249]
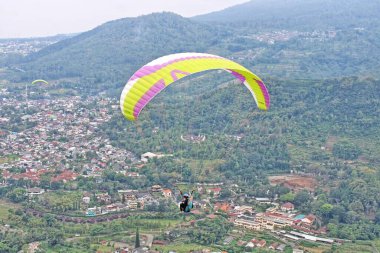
[211, 201, 334, 247]
[0, 96, 140, 185]
[84, 185, 174, 216]
[2, 168, 78, 184]
[247, 29, 337, 45]
[232, 208, 322, 235]
[240, 237, 285, 251]
[199, 198, 323, 236]
[0, 38, 59, 56]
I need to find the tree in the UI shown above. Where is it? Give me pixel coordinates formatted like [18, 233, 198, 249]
[280, 192, 295, 202]
[344, 211, 360, 224]
[220, 188, 232, 199]
[294, 190, 311, 207]
[6, 188, 27, 203]
[375, 211, 380, 224]
[39, 174, 52, 189]
[135, 227, 140, 248]
[44, 214, 56, 227]
[349, 200, 364, 213]
[331, 204, 346, 222]
[320, 203, 333, 219]
[332, 141, 362, 160]
[0, 242, 11, 252]
[47, 230, 64, 247]
[327, 223, 338, 237]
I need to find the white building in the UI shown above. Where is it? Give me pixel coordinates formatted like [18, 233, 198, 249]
[140, 152, 172, 163]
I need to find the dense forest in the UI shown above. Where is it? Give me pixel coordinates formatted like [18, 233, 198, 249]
[99, 72, 380, 240]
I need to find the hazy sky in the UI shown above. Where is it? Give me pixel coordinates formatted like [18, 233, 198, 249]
[0, 0, 248, 38]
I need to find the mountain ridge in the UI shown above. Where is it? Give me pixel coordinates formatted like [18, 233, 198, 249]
[3, 1, 380, 88]
[194, 0, 380, 30]
[10, 12, 228, 83]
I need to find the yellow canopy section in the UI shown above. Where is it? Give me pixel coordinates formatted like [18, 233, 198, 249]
[120, 53, 270, 121]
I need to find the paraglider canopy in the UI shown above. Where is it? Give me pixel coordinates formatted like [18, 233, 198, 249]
[31, 79, 49, 85]
[120, 52, 270, 121]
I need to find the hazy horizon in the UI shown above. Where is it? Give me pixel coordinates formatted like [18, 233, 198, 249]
[0, 0, 248, 39]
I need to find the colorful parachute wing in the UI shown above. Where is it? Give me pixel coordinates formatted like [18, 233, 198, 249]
[120, 53, 270, 121]
[31, 79, 49, 85]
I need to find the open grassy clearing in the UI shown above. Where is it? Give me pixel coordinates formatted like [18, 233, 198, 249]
[180, 158, 225, 181]
[62, 217, 181, 237]
[0, 199, 21, 221]
[335, 241, 373, 253]
[287, 144, 316, 165]
[372, 240, 380, 251]
[154, 242, 219, 253]
[301, 243, 331, 253]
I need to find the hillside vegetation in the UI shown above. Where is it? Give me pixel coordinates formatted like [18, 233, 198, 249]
[1, 0, 380, 243]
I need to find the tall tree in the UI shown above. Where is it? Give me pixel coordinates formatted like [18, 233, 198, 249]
[135, 227, 140, 248]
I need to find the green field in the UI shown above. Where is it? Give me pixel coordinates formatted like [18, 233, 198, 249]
[62, 217, 181, 238]
[180, 158, 225, 181]
[154, 242, 219, 253]
[335, 242, 373, 253]
[0, 200, 21, 221]
[373, 240, 380, 251]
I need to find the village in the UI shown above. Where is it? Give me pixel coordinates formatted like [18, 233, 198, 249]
[0, 94, 139, 183]
[0, 36, 65, 56]
[0, 92, 338, 253]
[241, 29, 337, 45]
[24, 179, 335, 253]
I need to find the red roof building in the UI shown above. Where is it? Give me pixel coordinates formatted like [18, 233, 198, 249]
[256, 239, 266, 248]
[51, 170, 78, 183]
[281, 202, 295, 211]
[207, 187, 222, 196]
[303, 214, 316, 224]
[214, 202, 231, 212]
[162, 189, 172, 198]
[11, 169, 47, 182]
[2, 170, 12, 179]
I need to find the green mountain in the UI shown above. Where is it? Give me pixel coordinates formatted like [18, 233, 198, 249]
[3, 0, 380, 89]
[193, 0, 380, 79]
[194, 0, 380, 29]
[6, 13, 228, 88]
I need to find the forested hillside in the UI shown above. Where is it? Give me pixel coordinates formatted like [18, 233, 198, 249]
[1, 0, 380, 242]
[100, 73, 380, 240]
[3, 13, 228, 91]
[2, 2, 380, 91]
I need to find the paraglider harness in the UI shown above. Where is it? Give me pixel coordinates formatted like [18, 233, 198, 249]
[179, 189, 194, 213]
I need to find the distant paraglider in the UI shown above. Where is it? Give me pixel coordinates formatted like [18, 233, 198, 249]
[120, 52, 270, 121]
[31, 79, 49, 85]
[25, 79, 49, 107]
